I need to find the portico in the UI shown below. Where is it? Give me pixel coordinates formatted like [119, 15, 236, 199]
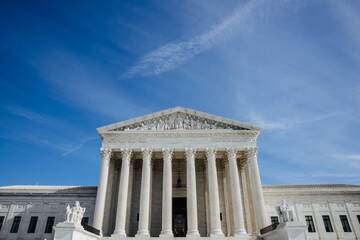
[93, 107, 267, 238]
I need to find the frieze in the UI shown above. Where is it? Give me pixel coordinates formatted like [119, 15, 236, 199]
[302, 203, 311, 208]
[336, 203, 345, 207]
[211, 135, 256, 142]
[103, 132, 257, 144]
[319, 203, 328, 208]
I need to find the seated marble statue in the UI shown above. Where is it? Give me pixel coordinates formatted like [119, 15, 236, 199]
[65, 201, 86, 225]
[276, 200, 296, 222]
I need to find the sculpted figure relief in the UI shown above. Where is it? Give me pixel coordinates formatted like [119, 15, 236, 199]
[183, 116, 191, 129]
[276, 200, 296, 223]
[65, 201, 86, 225]
[157, 119, 165, 130]
[175, 113, 183, 129]
[119, 113, 241, 131]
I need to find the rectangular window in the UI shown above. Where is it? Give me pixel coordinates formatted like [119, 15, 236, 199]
[27, 216, 38, 233]
[81, 217, 89, 226]
[340, 215, 351, 232]
[305, 216, 316, 232]
[322, 215, 333, 232]
[271, 216, 279, 225]
[10, 216, 21, 233]
[44, 217, 55, 233]
[357, 215, 360, 224]
[0, 216, 4, 231]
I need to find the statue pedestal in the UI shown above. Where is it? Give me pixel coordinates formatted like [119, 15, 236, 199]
[261, 222, 308, 240]
[54, 222, 100, 240]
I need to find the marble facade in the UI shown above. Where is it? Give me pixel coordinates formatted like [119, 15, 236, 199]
[0, 107, 359, 240]
[94, 107, 265, 239]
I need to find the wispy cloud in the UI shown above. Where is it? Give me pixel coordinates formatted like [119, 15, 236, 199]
[340, 155, 360, 160]
[30, 135, 97, 157]
[60, 136, 97, 157]
[30, 51, 150, 119]
[329, 154, 360, 170]
[329, 154, 360, 160]
[331, 1, 360, 62]
[310, 172, 360, 179]
[249, 112, 342, 130]
[123, 0, 299, 78]
[6, 106, 46, 123]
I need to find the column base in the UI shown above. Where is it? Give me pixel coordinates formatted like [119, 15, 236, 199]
[160, 230, 173, 236]
[160, 231, 174, 239]
[136, 230, 150, 238]
[234, 229, 247, 236]
[112, 229, 127, 237]
[186, 230, 200, 237]
[210, 229, 224, 237]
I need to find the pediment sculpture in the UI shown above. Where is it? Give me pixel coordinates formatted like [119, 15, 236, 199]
[65, 201, 86, 225]
[276, 200, 296, 222]
[111, 113, 247, 131]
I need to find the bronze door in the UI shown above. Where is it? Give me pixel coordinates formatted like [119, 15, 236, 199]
[173, 198, 187, 237]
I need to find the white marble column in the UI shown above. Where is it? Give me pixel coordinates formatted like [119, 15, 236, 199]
[227, 148, 247, 235]
[136, 148, 153, 237]
[240, 165, 252, 234]
[160, 148, 174, 237]
[245, 163, 258, 235]
[247, 147, 267, 230]
[222, 160, 233, 236]
[205, 148, 224, 236]
[185, 148, 200, 236]
[245, 162, 258, 234]
[93, 148, 112, 233]
[113, 148, 132, 237]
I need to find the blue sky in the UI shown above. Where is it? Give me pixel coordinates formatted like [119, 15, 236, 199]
[0, 0, 359, 187]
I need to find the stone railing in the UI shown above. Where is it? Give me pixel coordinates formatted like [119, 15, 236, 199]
[83, 224, 100, 236]
[260, 223, 279, 235]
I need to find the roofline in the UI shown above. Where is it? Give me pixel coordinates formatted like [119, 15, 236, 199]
[0, 185, 97, 190]
[1, 184, 359, 191]
[97, 106, 261, 133]
[262, 184, 360, 189]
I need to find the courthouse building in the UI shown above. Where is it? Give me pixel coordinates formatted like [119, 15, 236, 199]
[0, 107, 359, 240]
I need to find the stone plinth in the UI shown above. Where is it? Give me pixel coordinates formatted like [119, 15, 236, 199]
[261, 222, 307, 240]
[54, 222, 100, 240]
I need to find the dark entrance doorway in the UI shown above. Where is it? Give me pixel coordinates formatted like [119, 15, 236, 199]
[173, 198, 187, 237]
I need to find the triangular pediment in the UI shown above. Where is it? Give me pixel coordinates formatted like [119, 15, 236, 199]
[97, 107, 260, 133]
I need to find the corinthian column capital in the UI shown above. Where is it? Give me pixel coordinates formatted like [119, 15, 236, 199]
[185, 148, 196, 162]
[100, 148, 112, 159]
[205, 147, 217, 160]
[162, 148, 174, 161]
[121, 148, 132, 163]
[141, 148, 153, 161]
[226, 148, 238, 162]
[246, 147, 258, 157]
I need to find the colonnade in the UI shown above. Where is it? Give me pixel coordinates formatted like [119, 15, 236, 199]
[92, 147, 266, 237]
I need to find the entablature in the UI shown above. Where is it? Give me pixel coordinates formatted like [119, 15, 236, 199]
[100, 130, 259, 149]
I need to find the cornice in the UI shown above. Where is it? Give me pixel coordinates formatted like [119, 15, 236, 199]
[263, 184, 360, 189]
[262, 184, 360, 195]
[0, 185, 97, 191]
[100, 129, 259, 137]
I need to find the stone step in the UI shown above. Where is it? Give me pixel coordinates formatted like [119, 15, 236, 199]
[102, 236, 258, 240]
